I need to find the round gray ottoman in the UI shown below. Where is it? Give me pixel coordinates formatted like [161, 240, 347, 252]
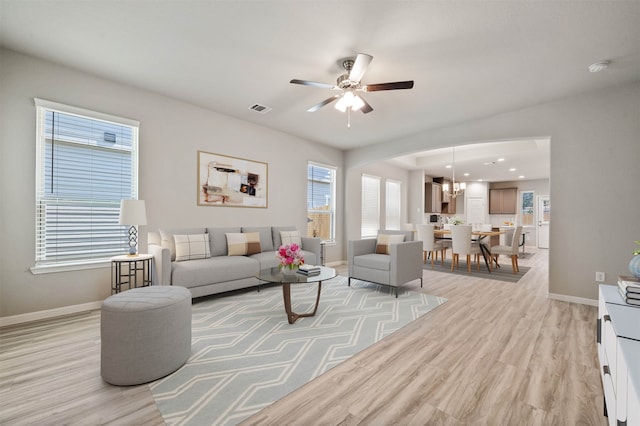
[101, 285, 192, 386]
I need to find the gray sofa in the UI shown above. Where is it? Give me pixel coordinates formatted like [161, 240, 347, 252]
[148, 226, 321, 298]
[348, 230, 423, 297]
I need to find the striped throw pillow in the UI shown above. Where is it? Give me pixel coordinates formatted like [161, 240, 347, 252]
[174, 234, 211, 262]
[226, 232, 262, 256]
[375, 233, 405, 254]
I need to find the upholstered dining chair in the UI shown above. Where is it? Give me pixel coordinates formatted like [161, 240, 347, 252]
[450, 225, 482, 273]
[415, 224, 447, 268]
[491, 225, 523, 273]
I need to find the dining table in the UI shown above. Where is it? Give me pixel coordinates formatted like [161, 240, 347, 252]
[434, 229, 505, 273]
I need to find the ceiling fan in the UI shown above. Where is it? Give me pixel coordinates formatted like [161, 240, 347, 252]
[290, 53, 414, 127]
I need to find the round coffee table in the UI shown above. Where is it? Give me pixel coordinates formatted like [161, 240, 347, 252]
[256, 266, 336, 324]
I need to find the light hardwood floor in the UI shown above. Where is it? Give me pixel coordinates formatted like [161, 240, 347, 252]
[0, 248, 606, 425]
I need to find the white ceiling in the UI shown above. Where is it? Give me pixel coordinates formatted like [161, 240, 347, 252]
[389, 139, 550, 183]
[1, 1, 638, 181]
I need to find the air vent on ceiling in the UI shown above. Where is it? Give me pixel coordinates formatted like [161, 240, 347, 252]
[249, 103, 272, 114]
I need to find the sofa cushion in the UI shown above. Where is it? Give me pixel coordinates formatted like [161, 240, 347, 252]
[174, 234, 211, 262]
[207, 227, 241, 257]
[160, 228, 206, 261]
[171, 256, 259, 288]
[248, 251, 279, 269]
[226, 232, 261, 256]
[241, 226, 273, 252]
[280, 230, 302, 247]
[375, 233, 405, 254]
[272, 226, 297, 249]
[353, 253, 391, 271]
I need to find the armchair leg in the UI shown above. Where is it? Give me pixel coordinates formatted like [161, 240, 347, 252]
[420, 277, 423, 288]
[348, 277, 351, 286]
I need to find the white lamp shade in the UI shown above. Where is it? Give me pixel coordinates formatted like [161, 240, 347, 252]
[118, 199, 147, 226]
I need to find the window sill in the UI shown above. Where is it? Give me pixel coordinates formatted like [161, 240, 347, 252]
[30, 259, 111, 275]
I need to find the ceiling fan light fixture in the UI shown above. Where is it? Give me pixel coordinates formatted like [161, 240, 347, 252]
[351, 94, 365, 111]
[334, 96, 348, 112]
[335, 91, 365, 112]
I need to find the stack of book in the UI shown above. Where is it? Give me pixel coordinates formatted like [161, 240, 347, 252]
[618, 275, 640, 306]
[297, 264, 321, 276]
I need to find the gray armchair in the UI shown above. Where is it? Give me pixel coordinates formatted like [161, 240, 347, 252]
[348, 230, 423, 297]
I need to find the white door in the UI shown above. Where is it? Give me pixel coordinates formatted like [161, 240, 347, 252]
[466, 197, 485, 224]
[537, 196, 550, 249]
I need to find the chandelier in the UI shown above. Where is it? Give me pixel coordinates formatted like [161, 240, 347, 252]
[442, 146, 466, 198]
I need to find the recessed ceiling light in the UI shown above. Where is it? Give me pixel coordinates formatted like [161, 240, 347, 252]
[497, 158, 505, 162]
[445, 165, 452, 169]
[519, 175, 525, 179]
[477, 179, 483, 182]
[588, 61, 610, 73]
[463, 173, 470, 176]
[509, 168, 516, 172]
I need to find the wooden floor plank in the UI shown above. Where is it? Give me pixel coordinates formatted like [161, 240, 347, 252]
[0, 248, 606, 425]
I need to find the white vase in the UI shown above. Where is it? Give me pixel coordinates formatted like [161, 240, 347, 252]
[629, 255, 640, 279]
[281, 267, 297, 276]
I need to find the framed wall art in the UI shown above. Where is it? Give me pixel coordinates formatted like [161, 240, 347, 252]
[197, 151, 268, 208]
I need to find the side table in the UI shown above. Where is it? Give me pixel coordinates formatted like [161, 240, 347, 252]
[111, 254, 153, 294]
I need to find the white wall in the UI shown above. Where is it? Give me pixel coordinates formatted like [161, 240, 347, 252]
[344, 82, 640, 302]
[0, 48, 344, 317]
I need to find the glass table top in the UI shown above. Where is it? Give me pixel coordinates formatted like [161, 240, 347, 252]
[256, 266, 336, 284]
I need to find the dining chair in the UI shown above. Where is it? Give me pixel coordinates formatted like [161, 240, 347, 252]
[450, 225, 482, 273]
[415, 224, 447, 268]
[490, 225, 523, 273]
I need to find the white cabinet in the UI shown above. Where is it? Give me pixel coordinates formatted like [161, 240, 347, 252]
[598, 285, 640, 426]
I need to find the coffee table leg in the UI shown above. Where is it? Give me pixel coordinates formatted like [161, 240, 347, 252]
[281, 281, 323, 324]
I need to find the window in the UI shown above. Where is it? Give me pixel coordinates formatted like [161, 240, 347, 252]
[307, 162, 336, 243]
[385, 179, 401, 230]
[34, 99, 139, 269]
[521, 191, 534, 226]
[361, 174, 380, 238]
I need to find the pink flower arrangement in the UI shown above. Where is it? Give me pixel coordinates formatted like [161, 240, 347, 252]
[277, 243, 304, 270]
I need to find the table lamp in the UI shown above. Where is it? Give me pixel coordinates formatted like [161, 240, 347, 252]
[118, 199, 147, 256]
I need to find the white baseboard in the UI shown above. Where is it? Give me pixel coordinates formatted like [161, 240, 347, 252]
[548, 292, 598, 307]
[0, 301, 103, 327]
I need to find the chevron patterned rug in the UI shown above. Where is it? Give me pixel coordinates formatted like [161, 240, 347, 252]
[149, 275, 446, 425]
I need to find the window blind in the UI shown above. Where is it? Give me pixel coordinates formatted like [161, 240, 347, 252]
[361, 174, 380, 238]
[34, 99, 139, 265]
[385, 179, 401, 230]
[307, 163, 336, 243]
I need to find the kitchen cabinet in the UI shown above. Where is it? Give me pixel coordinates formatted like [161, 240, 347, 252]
[489, 188, 517, 214]
[425, 182, 442, 213]
[442, 193, 456, 214]
[433, 177, 457, 214]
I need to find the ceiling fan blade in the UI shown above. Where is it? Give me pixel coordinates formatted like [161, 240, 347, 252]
[364, 81, 414, 92]
[290, 79, 335, 90]
[307, 95, 341, 112]
[348, 53, 373, 82]
[358, 96, 373, 114]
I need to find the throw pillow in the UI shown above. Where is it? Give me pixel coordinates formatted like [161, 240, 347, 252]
[280, 230, 302, 247]
[174, 234, 211, 262]
[375, 233, 405, 254]
[226, 232, 262, 256]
